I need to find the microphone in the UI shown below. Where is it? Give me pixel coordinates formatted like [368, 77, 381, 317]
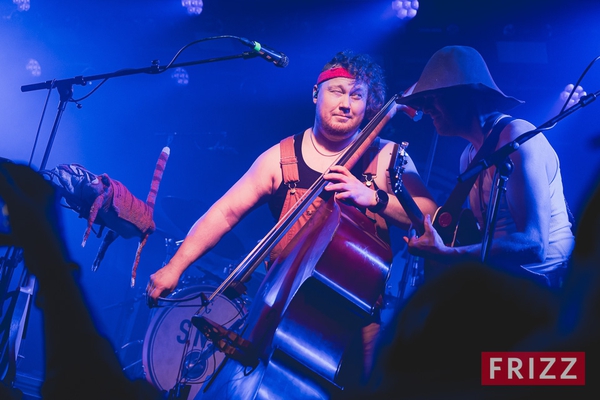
[396, 103, 422, 121]
[396, 83, 422, 121]
[238, 37, 289, 68]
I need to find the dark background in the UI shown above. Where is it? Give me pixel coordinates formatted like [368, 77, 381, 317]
[1, 0, 599, 394]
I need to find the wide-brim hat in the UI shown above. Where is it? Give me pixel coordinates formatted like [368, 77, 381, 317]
[397, 46, 524, 111]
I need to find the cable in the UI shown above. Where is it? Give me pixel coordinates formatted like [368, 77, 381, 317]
[28, 80, 55, 168]
[72, 35, 246, 103]
[560, 55, 600, 114]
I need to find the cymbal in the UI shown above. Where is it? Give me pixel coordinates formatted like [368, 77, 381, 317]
[160, 196, 245, 258]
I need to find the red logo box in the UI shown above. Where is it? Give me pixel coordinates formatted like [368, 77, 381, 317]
[481, 352, 585, 386]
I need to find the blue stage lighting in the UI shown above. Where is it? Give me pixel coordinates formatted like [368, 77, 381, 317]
[182, 0, 203, 15]
[392, 0, 419, 20]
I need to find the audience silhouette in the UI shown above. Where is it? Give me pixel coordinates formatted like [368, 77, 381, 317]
[0, 161, 162, 400]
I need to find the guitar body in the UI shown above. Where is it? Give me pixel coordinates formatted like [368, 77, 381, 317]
[417, 207, 482, 280]
[432, 206, 482, 248]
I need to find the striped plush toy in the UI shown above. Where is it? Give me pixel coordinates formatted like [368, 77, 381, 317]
[42, 146, 170, 287]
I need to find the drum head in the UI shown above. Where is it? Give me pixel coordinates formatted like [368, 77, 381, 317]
[142, 285, 247, 399]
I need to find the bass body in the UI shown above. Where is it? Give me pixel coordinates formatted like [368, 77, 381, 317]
[198, 197, 392, 400]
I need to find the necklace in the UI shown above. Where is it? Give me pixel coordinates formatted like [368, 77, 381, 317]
[309, 130, 351, 158]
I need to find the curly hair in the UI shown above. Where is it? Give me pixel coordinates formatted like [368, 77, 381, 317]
[320, 50, 386, 120]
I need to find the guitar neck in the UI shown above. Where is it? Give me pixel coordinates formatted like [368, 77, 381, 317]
[389, 142, 425, 236]
[393, 186, 425, 236]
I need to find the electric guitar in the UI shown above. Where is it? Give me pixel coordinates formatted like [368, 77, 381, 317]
[390, 138, 550, 286]
[389, 142, 482, 249]
[388, 142, 427, 295]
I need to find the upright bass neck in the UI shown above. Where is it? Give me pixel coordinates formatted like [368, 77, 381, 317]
[204, 94, 401, 305]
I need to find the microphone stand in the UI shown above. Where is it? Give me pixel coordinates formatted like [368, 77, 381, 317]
[480, 158, 513, 263]
[458, 90, 599, 263]
[22, 51, 261, 172]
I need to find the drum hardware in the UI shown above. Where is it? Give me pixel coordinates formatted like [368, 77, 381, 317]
[99, 292, 149, 380]
[192, 267, 225, 288]
[160, 196, 246, 259]
[167, 383, 191, 400]
[141, 228, 258, 398]
[0, 245, 25, 383]
[146, 291, 208, 307]
[192, 315, 258, 369]
[194, 263, 263, 302]
[162, 238, 180, 267]
[115, 339, 144, 377]
[166, 313, 250, 400]
[142, 284, 248, 400]
[169, 236, 247, 291]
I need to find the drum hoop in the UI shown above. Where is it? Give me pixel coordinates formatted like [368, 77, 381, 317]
[142, 284, 247, 392]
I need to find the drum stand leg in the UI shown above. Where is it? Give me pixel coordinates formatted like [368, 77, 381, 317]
[167, 383, 191, 400]
[115, 339, 144, 378]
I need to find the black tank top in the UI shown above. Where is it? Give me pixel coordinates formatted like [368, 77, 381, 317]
[268, 131, 365, 220]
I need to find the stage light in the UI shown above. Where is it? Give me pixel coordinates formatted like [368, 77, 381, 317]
[26, 59, 41, 77]
[182, 0, 203, 15]
[548, 84, 587, 117]
[560, 84, 586, 109]
[392, 0, 419, 20]
[171, 67, 189, 86]
[13, 0, 30, 12]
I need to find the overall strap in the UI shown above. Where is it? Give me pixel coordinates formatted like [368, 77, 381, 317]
[280, 135, 299, 193]
[362, 137, 380, 188]
[362, 138, 391, 244]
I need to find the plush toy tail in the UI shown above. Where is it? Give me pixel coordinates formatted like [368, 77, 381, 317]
[92, 229, 119, 272]
[130, 146, 170, 287]
[82, 174, 111, 247]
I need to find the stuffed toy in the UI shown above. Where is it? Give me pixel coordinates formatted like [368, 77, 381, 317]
[42, 146, 170, 286]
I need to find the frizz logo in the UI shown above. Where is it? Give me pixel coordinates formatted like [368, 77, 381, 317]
[481, 352, 585, 386]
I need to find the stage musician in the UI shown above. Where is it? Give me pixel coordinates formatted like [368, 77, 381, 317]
[399, 46, 575, 288]
[146, 50, 437, 380]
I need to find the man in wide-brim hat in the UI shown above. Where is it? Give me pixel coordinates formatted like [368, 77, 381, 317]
[400, 45, 575, 288]
[372, 45, 578, 400]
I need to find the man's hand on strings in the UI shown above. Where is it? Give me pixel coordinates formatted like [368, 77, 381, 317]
[324, 165, 377, 208]
[404, 214, 450, 261]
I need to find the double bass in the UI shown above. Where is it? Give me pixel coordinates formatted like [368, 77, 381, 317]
[192, 95, 402, 400]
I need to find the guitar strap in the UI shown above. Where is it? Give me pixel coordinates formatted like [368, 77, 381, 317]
[435, 114, 515, 231]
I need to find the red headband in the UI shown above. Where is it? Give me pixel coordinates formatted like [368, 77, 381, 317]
[316, 67, 354, 86]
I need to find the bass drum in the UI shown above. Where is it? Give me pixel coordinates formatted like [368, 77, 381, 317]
[142, 284, 247, 399]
